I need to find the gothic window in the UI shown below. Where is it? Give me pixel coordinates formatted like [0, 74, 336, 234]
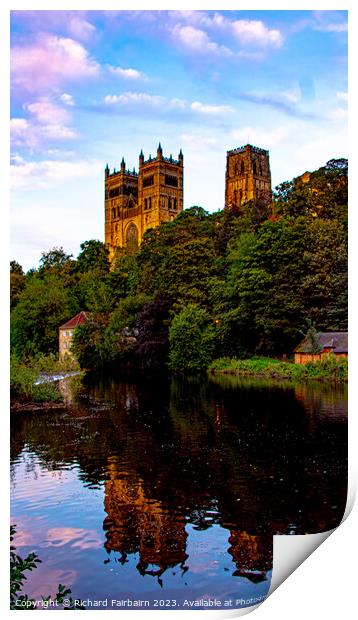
[168, 196, 171, 209]
[125, 223, 138, 249]
[259, 163, 263, 176]
[165, 174, 178, 187]
[253, 161, 257, 175]
[143, 175, 154, 187]
[173, 197, 177, 210]
[149, 197, 152, 209]
[112, 208, 116, 219]
[241, 161, 245, 174]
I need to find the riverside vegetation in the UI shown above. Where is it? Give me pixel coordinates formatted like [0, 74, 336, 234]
[10, 159, 347, 385]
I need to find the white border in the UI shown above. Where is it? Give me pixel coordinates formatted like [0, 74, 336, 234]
[3, 2, 356, 619]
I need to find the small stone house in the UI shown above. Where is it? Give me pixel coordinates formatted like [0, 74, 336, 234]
[59, 311, 90, 359]
[294, 332, 348, 364]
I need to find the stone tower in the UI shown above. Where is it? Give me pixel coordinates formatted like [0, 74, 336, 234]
[225, 144, 271, 210]
[105, 144, 183, 260]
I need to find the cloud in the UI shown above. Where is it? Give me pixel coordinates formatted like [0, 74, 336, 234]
[190, 101, 233, 115]
[103, 91, 233, 117]
[11, 157, 102, 189]
[104, 91, 163, 106]
[11, 34, 100, 94]
[67, 15, 96, 41]
[312, 11, 348, 33]
[109, 66, 147, 80]
[60, 93, 75, 106]
[170, 12, 283, 53]
[171, 24, 232, 56]
[11, 97, 77, 149]
[229, 19, 283, 47]
[11, 117, 77, 149]
[25, 98, 70, 125]
[237, 89, 315, 119]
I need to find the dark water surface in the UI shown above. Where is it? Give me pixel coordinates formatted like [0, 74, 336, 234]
[10, 375, 347, 610]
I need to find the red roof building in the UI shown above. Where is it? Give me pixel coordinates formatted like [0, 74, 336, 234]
[59, 311, 90, 359]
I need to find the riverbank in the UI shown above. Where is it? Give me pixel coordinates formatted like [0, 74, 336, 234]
[209, 355, 348, 382]
[10, 355, 80, 413]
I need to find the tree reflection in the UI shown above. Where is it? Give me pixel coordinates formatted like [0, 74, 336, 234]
[11, 374, 347, 584]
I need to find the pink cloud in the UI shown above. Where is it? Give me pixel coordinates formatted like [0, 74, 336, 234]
[25, 98, 70, 124]
[11, 34, 99, 95]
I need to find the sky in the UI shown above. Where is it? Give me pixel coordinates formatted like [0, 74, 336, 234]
[10, 9, 348, 271]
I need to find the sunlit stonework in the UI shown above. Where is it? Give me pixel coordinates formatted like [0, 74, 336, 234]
[104, 144, 184, 260]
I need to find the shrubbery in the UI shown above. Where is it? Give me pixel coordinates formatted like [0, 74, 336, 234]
[210, 354, 348, 381]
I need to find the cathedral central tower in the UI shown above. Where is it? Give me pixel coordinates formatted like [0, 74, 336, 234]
[225, 144, 271, 209]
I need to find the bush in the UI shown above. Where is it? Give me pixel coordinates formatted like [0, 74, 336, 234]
[10, 356, 63, 403]
[209, 354, 347, 382]
[169, 304, 215, 371]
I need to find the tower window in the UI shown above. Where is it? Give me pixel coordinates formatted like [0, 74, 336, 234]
[253, 161, 257, 175]
[241, 161, 245, 174]
[143, 175, 154, 187]
[112, 208, 116, 219]
[165, 174, 178, 187]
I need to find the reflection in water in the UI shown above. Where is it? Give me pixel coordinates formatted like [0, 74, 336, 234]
[10, 375, 347, 609]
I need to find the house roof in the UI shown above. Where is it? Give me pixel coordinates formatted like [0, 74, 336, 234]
[294, 332, 348, 354]
[60, 311, 90, 330]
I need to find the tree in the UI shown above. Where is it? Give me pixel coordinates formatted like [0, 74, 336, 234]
[169, 304, 215, 371]
[11, 275, 79, 357]
[10, 261, 24, 275]
[10, 262, 26, 309]
[39, 246, 73, 272]
[76, 240, 110, 273]
[135, 293, 173, 369]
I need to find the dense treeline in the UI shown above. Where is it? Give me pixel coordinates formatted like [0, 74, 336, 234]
[10, 158, 347, 371]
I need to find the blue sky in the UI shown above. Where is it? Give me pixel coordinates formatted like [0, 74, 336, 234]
[10, 9, 348, 270]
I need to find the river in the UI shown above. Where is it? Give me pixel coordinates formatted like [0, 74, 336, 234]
[10, 374, 347, 610]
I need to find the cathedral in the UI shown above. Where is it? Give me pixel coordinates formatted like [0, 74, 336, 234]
[104, 142, 271, 257]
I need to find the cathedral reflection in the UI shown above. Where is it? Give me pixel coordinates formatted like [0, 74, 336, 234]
[102, 457, 273, 582]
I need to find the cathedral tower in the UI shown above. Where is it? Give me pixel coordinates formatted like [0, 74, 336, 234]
[225, 144, 271, 210]
[105, 145, 183, 260]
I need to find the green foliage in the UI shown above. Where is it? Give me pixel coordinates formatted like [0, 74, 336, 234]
[11, 274, 79, 357]
[135, 292, 173, 369]
[39, 246, 74, 273]
[10, 525, 84, 610]
[10, 356, 64, 403]
[169, 304, 215, 371]
[10, 263, 27, 309]
[76, 240, 109, 273]
[210, 354, 347, 382]
[273, 158, 348, 222]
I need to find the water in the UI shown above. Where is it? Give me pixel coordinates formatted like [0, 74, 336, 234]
[10, 374, 347, 610]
